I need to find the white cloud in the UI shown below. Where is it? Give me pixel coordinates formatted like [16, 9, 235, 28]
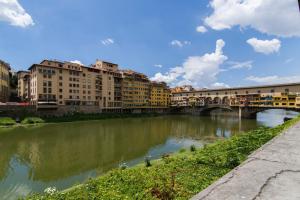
[0, 0, 34, 28]
[151, 39, 228, 87]
[204, 0, 300, 37]
[228, 60, 253, 70]
[211, 82, 230, 88]
[170, 40, 191, 47]
[150, 66, 184, 84]
[154, 64, 163, 68]
[70, 60, 84, 65]
[285, 58, 294, 64]
[196, 26, 208, 33]
[247, 38, 281, 55]
[246, 75, 300, 84]
[101, 38, 114, 46]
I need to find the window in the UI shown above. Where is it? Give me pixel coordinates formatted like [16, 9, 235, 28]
[59, 82, 63, 86]
[59, 95, 62, 99]
[271, 89, 275, 93]
[48, 81, 52, 87]
[48, 88, 52, 93]
[43, 88, 47, 93]
[59, 76, 63, 80]
[285, 88, 289, 93]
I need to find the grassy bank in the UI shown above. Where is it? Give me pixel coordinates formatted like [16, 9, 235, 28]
[0, 117, 44, 128]
[24, 116, 300, 200]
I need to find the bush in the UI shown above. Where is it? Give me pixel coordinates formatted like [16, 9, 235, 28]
[190, 145, 196, 152]
[21, 117, 45, 124]
[0, 117, 16, 126]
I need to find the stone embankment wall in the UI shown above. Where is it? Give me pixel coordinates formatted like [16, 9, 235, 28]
[0, 105, 171, 118]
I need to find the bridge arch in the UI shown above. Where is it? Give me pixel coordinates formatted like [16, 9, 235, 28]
[222, 96, 230, 105]
[205, 97, 212, 105]
[213, 97, 221, 104]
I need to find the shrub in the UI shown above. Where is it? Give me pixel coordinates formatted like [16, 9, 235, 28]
[0, 117, 16, 126]
[190, 145, 196, 152]
[21, 117, 44, 124]
[144, 156, 152, 167]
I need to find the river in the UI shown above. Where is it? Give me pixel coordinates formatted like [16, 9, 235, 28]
[0, 109, 298, 199]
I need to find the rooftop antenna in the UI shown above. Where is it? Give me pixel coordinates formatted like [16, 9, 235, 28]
[299, 0, 300, 11]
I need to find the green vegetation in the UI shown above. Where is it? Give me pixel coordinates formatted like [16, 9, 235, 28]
[0, 117, 16, 126]
[21, 117, 45, 124]
[24, 116, 300, 200]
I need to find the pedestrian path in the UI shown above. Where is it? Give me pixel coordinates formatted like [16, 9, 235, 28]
[192, 121, 300, 200]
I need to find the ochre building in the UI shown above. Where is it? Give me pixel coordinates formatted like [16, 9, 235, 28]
[149, 82, 170, 108]
[0, 60, 10, 102]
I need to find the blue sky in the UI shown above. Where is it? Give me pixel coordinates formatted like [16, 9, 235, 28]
[1, 0, 300, 88]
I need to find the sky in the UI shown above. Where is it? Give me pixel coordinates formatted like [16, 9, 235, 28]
[1, 0, 300, 89]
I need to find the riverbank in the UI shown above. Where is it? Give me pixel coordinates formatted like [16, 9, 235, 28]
[0, 113, 166, 128]
[24, 115, 300, 200]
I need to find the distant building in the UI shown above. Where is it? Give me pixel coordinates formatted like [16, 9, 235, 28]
[171, 85, 195, 93]
[17, 71, 30, 101]
[0, 60, 10, 102]
[150, 82, 170, 108]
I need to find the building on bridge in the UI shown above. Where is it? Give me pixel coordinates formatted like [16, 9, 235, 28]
[171, 83, 300, 110]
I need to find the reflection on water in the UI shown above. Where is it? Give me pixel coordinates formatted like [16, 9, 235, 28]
[0, 109, 298, 199]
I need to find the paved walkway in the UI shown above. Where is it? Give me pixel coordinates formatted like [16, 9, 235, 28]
[192, 121, 300, 200]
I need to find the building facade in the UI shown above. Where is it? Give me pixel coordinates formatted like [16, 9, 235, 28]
[26, 59, 123, 111]
[171, 83, 300, 110]
[121, 70, 150, 109]
[149, 82, 170, 108]
[17, 71, 30, 101]
[0, 60, 10, 102]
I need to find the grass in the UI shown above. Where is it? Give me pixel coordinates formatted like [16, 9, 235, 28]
[21, 117, 45, 124]
[24, 116, 300, 200]
[0, 117, 16, 126]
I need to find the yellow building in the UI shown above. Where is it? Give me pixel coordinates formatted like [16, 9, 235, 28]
[17, 71, 30, 101]
[0, 60, 10, 102]
[296, 96, 300, 109]
[273, 93, 296, 108]
[149, 82, 170, 108]
[121, 70, 150, 109]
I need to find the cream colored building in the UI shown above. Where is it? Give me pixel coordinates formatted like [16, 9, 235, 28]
[93, 60, 122, 110]
[26, 59, 122, 110]
[0, 60, 10, 102]
[17, 71, 30, 101]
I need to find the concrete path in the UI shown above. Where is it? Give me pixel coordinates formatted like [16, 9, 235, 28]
[192, 121, 300, 200]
